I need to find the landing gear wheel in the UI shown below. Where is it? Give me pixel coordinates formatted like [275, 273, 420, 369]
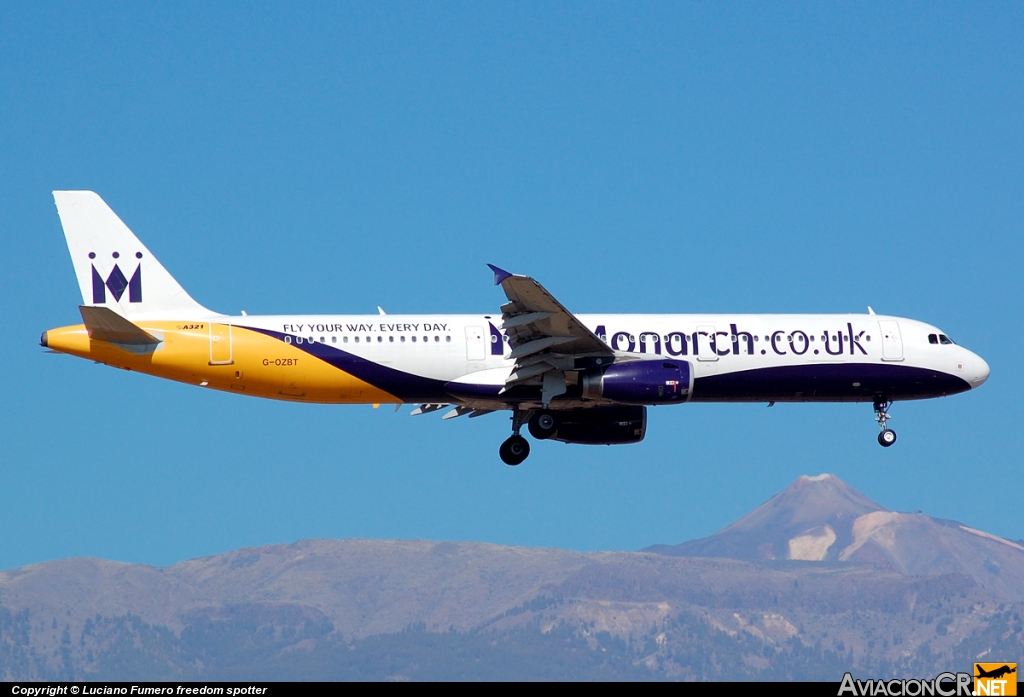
[873, 398, 896, 448]
[528, 411, 558, 440]
[878, 429, 897, 447]
[499, 435, 531, 466]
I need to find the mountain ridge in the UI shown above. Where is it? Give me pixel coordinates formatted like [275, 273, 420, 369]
[2, 474, 1021, 680]
[644, 473, 1024, 602]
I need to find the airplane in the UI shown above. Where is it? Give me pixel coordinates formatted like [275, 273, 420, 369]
[41, 191, 990, 465]
[975, 665, 1016, 680]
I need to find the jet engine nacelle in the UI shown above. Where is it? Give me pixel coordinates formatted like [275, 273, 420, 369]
[581, 360, 690, 405]
[547, 406, 647, 445]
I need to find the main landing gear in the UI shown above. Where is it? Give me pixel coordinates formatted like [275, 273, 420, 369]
[499, 408, 531, 466]
[499, 410, 561, 465]
[528, 410, 558, 440]
[874, 398, 897, 447]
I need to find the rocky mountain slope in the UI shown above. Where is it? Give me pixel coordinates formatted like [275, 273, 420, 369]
[1, 475, 1021, 680]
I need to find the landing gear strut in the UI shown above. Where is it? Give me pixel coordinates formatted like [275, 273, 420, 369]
[499, 408, 531, 466]
[874, 399, 897, 447]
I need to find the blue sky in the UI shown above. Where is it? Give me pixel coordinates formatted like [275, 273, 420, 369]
[1, 2, 1021, 570]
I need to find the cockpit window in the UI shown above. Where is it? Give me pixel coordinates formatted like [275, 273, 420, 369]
[928, 334, 938, 344]
[939, 334, 954, 345]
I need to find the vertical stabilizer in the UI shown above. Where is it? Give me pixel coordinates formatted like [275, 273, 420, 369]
[53, 191, 217, 319]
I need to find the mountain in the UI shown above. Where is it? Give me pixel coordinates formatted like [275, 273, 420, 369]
[1, 475, 1022, 681]
[644, 474, 1024, 603]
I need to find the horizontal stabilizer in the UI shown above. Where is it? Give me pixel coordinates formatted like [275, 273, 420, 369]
[79, 306, 159, 345]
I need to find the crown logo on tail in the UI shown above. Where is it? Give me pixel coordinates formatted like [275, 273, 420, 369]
[90, 251, 142, 304]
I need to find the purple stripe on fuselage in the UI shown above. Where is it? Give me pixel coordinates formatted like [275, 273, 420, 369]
[691, 363, 971, 402]
[247, 328, 450, 402]
[243, 327, 970, 405]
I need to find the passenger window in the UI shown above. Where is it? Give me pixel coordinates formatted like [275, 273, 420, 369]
[354, 337, 360, 343]
[389, 336, 394, 343]
[285, 336, 292, 344]
[378, 336, 383, 343]
[401, 336, 406, 342]
[343, 336, 349, 343]
[320, 337, 325, 343]
[435, 336, 440, 342]
[939, 334, 953, 345]
[928, 334, 938, 344]
[331, 336, 337, 344]
[412, 336, 417, 343]
[446, 336, 451, 342]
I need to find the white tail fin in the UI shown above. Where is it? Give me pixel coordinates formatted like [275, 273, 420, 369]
[53, 191, 217, 320]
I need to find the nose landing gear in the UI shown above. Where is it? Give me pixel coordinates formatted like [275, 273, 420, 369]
[874, 399, 897, 447]
[499, 408, 531, 466]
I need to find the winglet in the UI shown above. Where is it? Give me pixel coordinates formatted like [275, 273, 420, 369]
[487, 264, 513, 285]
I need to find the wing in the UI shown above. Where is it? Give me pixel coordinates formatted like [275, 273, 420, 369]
[488, 265, 613, 404]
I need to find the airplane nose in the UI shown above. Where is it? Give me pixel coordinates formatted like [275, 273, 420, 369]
[969, 353, 990, 388]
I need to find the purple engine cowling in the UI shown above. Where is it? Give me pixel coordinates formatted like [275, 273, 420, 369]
[581, 360, 690, 405]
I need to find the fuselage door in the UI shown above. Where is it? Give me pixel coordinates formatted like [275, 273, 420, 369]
[466, 326, 486, 361]
[878, 320, 904, 362]
[209, 323, 233, 365]
[696, 325, 718, 362]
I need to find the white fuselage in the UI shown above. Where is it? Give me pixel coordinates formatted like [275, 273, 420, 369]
[227, 312, 989, 406]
